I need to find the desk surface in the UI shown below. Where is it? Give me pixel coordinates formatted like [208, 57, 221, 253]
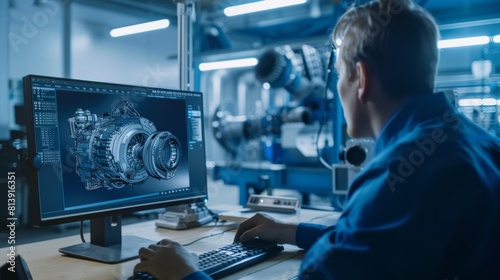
[16, 208, 341, 280]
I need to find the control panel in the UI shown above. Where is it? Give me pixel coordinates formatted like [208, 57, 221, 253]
[245, 195, 301, 214]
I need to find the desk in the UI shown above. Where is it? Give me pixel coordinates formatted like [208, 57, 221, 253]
[16, 208, 340, 280]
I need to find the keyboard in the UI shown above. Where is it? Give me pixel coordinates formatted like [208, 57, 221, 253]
[132, 239, 284, 279]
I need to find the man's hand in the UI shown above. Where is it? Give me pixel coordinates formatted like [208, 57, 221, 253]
[233, 213, 298, 245]
[133, 239, 199, 280]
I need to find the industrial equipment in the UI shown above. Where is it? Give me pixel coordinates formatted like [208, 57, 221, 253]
[212, 44, 335, 166]
[211, 43, 355, 208]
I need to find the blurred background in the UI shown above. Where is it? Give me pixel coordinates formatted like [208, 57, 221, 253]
[1, 0, 499, 242]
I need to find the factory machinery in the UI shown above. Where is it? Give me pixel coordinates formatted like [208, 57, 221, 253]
[210, 44, 374, 210]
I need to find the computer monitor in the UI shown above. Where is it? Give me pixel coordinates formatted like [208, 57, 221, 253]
[22, 75, 208, 263]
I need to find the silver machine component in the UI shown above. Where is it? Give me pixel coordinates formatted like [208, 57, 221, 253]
[68, 101, 181, 191]
[342, 138, 375, 168]
[211, 44, 331, 165]
[211, 110, 262, 154]
[333, 138, 375, 195]
[255, 44, 325, 100]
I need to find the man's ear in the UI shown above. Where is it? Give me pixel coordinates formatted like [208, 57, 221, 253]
[356, 61, 371, 102]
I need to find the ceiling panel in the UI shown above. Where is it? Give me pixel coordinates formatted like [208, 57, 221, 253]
[63, 0, 500, 52]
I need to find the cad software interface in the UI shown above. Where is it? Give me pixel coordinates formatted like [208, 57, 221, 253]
[25, 76, 207, 222]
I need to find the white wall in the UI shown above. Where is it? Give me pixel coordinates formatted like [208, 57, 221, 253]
[9, 0, 65, 79]
[3, 0, 179, 135]
[70, 3, 179, 88]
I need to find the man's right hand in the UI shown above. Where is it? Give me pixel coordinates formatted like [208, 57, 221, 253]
[233, 213, 298, 245]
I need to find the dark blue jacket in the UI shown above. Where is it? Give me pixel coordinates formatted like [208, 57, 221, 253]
[186, 93, 500, 279]
[298, 93, 500, 279]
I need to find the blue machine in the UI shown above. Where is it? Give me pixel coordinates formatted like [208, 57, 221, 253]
[210, 44, 349, 209]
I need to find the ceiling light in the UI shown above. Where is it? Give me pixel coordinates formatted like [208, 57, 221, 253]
[459, 98, 482, 107]
[224, 0, 308, 17]
[458, 98, 499, 107]
[494, 35, 500, 43]
[438, 36, 490, 49]
[482, 98, 497, 106]
[110, 19, 169, 37]
[199, 58, 258, 71]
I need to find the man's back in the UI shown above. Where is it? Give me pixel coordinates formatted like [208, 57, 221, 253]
[299, 93, 500, 279]
[345, 93, 500, 278]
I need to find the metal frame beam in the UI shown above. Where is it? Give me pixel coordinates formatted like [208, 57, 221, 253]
[0, 0, 9, 140]
[176, 0, 194, 91]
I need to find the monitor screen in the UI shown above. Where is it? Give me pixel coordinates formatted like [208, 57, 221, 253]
[23, 74, 208, 226]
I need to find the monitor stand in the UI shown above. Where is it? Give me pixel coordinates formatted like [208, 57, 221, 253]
[59, 215, 155, 264]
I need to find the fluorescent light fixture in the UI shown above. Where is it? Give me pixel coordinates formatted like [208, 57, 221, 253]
[110, 19, 169, 37]
[494, 35, 500, 43]
[482, 107, 497, 113]
[482, 98, 497, 106]
[224, 0, 307, 17]
[459, 98, 499, 107]
[438, 36, 490, 49]
[199, 58, 258, 71]
[459, 98, 482, 107]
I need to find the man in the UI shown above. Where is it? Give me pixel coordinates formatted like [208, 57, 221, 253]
[134, 0, 500, 279]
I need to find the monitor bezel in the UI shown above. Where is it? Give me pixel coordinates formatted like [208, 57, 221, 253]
[23, 74, 208, 227]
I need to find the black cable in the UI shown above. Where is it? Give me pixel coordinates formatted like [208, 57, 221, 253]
[202, 205, 221, 223]
[316, 44, 337, 170]
[181, 227, 237, 247]
[80, 220, 86, 243]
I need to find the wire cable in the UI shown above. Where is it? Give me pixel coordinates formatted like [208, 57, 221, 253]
[202, 205, 220, 223]
[80, 220, 86, 243]
[316, 45, 337, 170]
[181, 227, 238, 247]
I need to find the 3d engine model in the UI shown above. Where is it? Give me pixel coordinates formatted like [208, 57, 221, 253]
[68, 101, 181, 190]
